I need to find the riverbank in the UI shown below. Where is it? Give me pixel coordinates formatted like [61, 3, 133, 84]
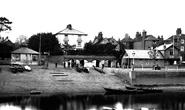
[0, 64, 126, 95]
[1, 64, 185, 96]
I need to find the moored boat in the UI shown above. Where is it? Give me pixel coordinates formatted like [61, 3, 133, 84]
[104, 87, 146, 94]
[125, 85, 163, 93]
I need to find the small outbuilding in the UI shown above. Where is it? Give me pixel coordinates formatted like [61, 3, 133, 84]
[11, 47, 39, 65]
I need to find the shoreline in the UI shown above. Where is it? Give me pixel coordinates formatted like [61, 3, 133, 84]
[1, 64, 185, 95]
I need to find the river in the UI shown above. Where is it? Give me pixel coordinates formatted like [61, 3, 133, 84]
[0, 92, 185, 110]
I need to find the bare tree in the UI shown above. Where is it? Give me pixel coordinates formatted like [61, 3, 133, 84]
[15, 35, 28, 45]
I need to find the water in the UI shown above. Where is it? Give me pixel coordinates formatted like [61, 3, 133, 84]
[0, 92, 185, 110]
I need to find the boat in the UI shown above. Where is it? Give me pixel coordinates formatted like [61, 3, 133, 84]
[125, 85, 163, 93]
[104, 87, 146, 95]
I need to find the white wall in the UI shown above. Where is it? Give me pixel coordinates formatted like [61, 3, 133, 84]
[56, 34, 88, 49]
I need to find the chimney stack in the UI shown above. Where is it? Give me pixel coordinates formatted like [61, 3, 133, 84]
[142, 30, 147, 50]
[176, 28, 182, 35]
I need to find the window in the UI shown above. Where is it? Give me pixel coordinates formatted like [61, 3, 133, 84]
[181, 46, 184, 52]
[12, 54, 20, 61]
[181, 39, 185, 44]
[78, 42, 81, 47]
[32, 55, 37, 61]
[170, 51, 173, 55]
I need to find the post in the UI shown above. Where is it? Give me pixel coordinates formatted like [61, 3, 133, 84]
[39, 34, 41, 65]
[129, 71, 136, 85]
[132, 51, 135, 71]
[173, 35, 175, 57]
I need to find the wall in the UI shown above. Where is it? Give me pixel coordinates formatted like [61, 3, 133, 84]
[133, 41, 142, 50]
[122, 58, 165, 68]
[132, 71, 185, 85]
[164, 47, 179, 59]
[47, 55, 64, 65]
[144, 40, 154, 50]
[56, 34, 87, 49]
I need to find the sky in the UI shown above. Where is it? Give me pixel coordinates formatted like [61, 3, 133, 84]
[1, 0, 185, 43]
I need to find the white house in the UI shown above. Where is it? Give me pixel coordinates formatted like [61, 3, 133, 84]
[55, 24, 88, 49]
[11, 47, 39, 65]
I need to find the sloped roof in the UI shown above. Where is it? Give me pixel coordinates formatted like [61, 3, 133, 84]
[123, 49, 163, 59]
[133, 36, 143, 42]
[145, 35, 158, 41]
[121, 37, 133, 42]
[133, 35, 158, 42]
[56, 25, 87, 36]
[12, 47, 39, 54]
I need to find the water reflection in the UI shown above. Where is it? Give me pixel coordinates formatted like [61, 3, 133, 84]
[0, 92, 185, 110]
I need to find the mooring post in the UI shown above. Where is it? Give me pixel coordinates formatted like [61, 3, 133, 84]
[129, 71, 136, 85]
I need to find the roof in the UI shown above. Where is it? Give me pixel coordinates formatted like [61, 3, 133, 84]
[145, 35, 158, 41]
[123, 49, 163, 59]
[100, 37, 118, 45]
[133, 35, 158, 42]
[12, 47, 39, 54]
[121, 37, 133, 42]
[56, 24, 87, 36]
[167, 34, 185, 40]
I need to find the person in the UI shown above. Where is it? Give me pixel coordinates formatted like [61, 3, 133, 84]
[102, 64, 104, 69]
[68, 61, 70, 68]
[55, 63, 57, 68]
[63, 62, 66, 68]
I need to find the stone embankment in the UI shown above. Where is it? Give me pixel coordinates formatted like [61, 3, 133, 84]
[104, 67, 185, 92]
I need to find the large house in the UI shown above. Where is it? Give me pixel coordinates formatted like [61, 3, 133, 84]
[166, 28, 185, 64]
[92, 32, 125, 51]
[133, 30, 159, 50]
[55, 24, 88, 49]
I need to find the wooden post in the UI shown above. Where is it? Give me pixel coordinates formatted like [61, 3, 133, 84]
[129, 71, 136, 85]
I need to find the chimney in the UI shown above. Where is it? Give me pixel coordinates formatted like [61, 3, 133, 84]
[66, 24, 72, 30]
[142, 30, 147, 50]
[176, 28, 182, 35]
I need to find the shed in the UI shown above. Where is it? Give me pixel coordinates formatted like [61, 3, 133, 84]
[11, 47, 39, 65]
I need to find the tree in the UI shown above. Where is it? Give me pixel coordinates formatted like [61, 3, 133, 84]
[28, 32, 61, 54]
[0, 17, 12, 32]
[148, 48, 159, 69]
[0, 17, 13, 59]
[15, 35, 28, 46]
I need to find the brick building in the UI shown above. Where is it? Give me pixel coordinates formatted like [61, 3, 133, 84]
[165, 28, 185, 64]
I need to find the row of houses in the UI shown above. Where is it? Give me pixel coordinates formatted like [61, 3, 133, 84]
[120, 28, 185, 68]
[6, 25, 185, 68]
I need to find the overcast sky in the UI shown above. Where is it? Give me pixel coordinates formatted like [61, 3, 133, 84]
[1, 0, 185, 42]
